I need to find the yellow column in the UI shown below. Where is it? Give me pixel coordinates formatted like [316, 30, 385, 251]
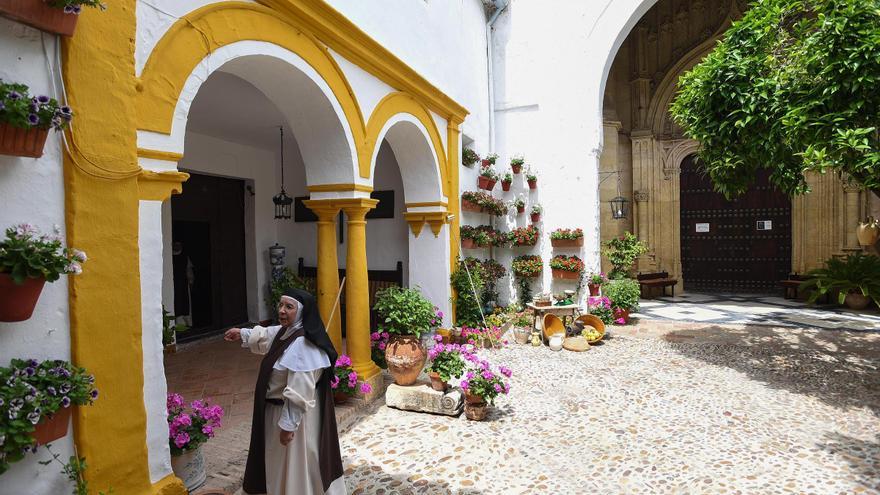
[303, 200, 343, 352]
[338, 198, 380, 379]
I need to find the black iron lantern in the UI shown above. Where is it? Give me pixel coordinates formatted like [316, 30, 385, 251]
[273, 126, 293, 219]
[609, 195, 629, 220]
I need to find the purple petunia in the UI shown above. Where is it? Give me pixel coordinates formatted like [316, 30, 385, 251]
[36, 95, 49, 104]
[27, 411, 41, 425]
[90, 389, 99, 400]
[27, 114, 39, 126]
[8, 91, 21, 101]
[60, 396, 71, 408]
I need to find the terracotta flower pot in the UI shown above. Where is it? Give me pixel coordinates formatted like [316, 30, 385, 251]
[511, 164, 523, 174]
[477, 176, 496, 191]
[461, 199, 482, 213]
[516, 206, 525, 214]
[588, 284, 601, 296]
[501, 181, 511, 192]
[33, 406, 71, 445]
[461, 238, 476, 249]
[384, 334, 426, 386]
[531, 213, 541, 223]
[613, 308, 630, 324]
[551, 269, 580, 280]
[428, 371, 447, 392]
[527, 179, 537, 189]
[857, 224, 879, 246]
[844, 292, 870, 310]
[481, 159, 491, 167]
[0, 0, 79, 36]
[550, 238, 584, 248]
[464, 393, 488, 420]
[0, 273, 46, 322]
[0, 123, 49, 158]
[333, 391, 350, 404]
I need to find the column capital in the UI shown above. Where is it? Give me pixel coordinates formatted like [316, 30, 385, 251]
[302, 199, 342, 221]
[337, 198, 379, 220]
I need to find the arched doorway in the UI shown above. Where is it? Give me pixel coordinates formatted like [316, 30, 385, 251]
[679, 154, 792, 293]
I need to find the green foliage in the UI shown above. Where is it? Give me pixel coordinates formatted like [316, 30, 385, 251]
[267, 267, 309, 316]
[425, 346, 467, 382]
[511, 255, 542, 277]
[373, 286, 436, 337]
[603, 278, 641, 312]
[800, 252, 880, 305]
[550, 228, 583, 240]
[462, 147, 479, 166]
[450, 259, 485, 328]
[670, 0, 880, 199]
[161, 306, 188, 347]
[0, 224, 86, 284]
[0, 359, 98, 474]
[45, 0, 107, 11]
[516, 277, 532, 307]
[40, 445, 113, 495]
[601, 232, 647, 279]
[0, 81, 72, 130]
[510, 156, 525, 167]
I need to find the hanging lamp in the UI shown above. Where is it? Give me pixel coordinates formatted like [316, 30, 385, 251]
[272, 126, 293, 219]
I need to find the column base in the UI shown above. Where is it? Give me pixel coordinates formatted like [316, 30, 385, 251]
[353, 360, 382, 381]
[152, 474, 187, 495]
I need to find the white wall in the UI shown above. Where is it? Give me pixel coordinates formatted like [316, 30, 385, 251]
[0, 18, 75, 494]
[175, 132, 280, 322]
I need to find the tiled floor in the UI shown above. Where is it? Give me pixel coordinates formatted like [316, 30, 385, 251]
[635, 293, 880, 331]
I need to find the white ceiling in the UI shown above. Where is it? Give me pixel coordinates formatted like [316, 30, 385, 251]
[186, 70, 289, 150]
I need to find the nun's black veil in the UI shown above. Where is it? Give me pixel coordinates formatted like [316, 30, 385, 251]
[283, 287, 338, 366]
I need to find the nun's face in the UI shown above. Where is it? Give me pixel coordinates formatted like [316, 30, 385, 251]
[278, 297, 298, 327]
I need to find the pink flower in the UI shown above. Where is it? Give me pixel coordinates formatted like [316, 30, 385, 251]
[359, 382, 373, 394]
[167, 393, 184, 410]
[615, 318, 626, 325]
[330, 375, 340, 389]
[202, 425, 214, 437]
[433, 334, 443, 342]
[499, 366, 512, 378]
[381, 332, 389, 339]
[481, 370, 494, 380]
[460, 380, 469, 390]
[174, 432, 190, 449]
[378, 342, 386, 350]
[370, 332, 380, 341]
[348, 371, 358, 381]
[493, 384, 503, 393]
[336, 355, 352, 367]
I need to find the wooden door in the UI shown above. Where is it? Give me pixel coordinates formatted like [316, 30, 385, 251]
[679, 155, 792, 293]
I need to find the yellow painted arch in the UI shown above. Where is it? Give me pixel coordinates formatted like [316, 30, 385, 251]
[135, 2, 370, 176]
[365, 92, 449, 197]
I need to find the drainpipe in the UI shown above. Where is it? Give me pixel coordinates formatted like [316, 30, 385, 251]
[486, 0, 509, 153]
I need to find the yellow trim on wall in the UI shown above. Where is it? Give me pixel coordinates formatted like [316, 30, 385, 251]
[366, 92, 449, 195]
[446, 121, 462, 272]
[257, 0, 468, 122]
[307, 183, 373, 193]
[137, 170, 190, 201]
[404, 201, 449, 208]
[136, 148, 184, 162]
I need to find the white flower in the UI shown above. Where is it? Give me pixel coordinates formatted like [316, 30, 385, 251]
[72, 249, 87, 263]
[53, 224, 61, 235]
[66, 262, 83, 275]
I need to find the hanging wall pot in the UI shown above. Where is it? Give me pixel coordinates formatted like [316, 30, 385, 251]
[0, 273, 46, 322]
[0, 122, 49, 158]
[0, 0, 79, 36]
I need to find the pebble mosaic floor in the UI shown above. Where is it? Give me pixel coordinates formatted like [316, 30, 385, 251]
[341, 333, 879, 494]
[635, 293, 880, 331]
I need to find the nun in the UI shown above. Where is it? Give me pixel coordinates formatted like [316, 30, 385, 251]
[224, 288, 346, 495]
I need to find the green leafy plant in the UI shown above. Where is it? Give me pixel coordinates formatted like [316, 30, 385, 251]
[800, 253, 880, 306]
[45, 0, 107, 12]
[602, 232, 648, 279]
[501, 172, 513, 184]
[670, 0, 880, 200]
[161, 306, 188, 347]
[0, 224, 86, 284]
[587, 296, 614, 325]
[550, 228, 583, 240]
[461, 191, 508, 216]
[267, 266, 309, 315]
[516, 277, 533, 307]
[510, 156, 525, 167]
[479, 165, 499, 181]
[509, 225, 539, 246]
[0, 359, 98, 474]
[511, 198, 525, 210]
[462, 147, 479, 167]
[40, 445, 113, 495]
[425, 341, 467, 382]
[549, 255, 585, 273]
[373, 286, 437, 337]
[460, 361, 512, 406]
[511, 254, 542, 277]
[588, 272, 607, 285]
[330, 355, 372, 397]
[603, 278, 641, 312]
[525, 168, 537, 182]
[509, 310, 532, 328]
[484, 153, 498, 165]
[450, 259, 485, 328]
[531, 204, 543, 215]
[0, 81, 73, 131]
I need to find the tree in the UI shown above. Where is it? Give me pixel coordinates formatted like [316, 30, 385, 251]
[670, 0, 880, 200]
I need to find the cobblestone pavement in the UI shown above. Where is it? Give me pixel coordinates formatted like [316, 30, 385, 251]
[171, 324, 880, 494]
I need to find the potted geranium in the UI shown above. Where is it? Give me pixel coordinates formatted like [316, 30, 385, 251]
[461, 191, 485, 213]
[373, 286, 437, 385]
[0, 358, 98, 474]
[330, 355, 373, 403]
[603, 278, 641, 324]
[587, 272, 606, 296]
[511, 254, 542, 278]
[550, 255, 584, 280]
[602, 232, 648, 279]
[0, 224, 86, 322]
[510, 225, 539, 247]
[482, 195, 508, 216]
[550, 228, 583, 248]
[480, 152, 498, 167]
[0, 81, 72, 158]
[511, 197, 526, 214]
[510, 155, 525, 174]
[530, 204, 542, 223]
[478, 165, 499, 191]
[167, 393, 224, 492]
[510, 311, 532, 344]
[459, 360, 512, 421]
[501, 171, 513, 192]
[0, 0, 104, 37]
[587, 296, 614, 325]
[460, 225, 481, 249]
[462, 147, 479, 168]
[525, 168, 538, 189]
[424, 338, 468, 391]
[370, 330, 390, 368]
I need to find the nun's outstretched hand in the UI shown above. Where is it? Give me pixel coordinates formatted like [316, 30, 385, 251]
[224, 327, 242, 342]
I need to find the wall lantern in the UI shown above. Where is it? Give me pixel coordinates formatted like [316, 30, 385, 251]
[599, 170, 629, 221]
[273, 126, 293, 220]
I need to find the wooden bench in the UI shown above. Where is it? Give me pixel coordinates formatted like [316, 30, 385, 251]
[637, 271, 679, 298]
[297, 258, 404, 334]
[779, 274, 808, 300]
